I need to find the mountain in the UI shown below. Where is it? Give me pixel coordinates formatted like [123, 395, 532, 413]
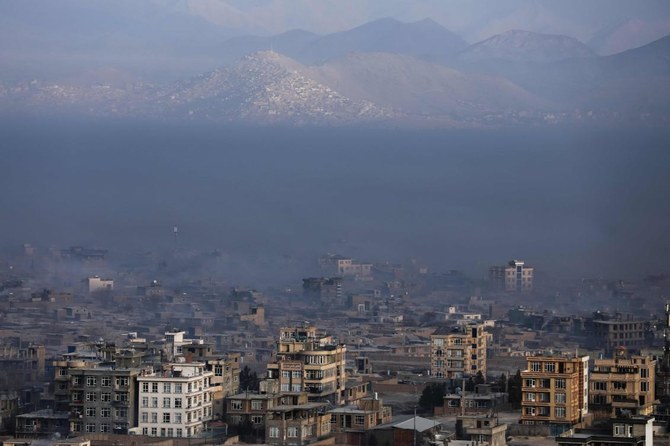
[145, 51, 394, 124]
[296, 17, 468, 64]
[308, 52, 544, 119]
[216, 29, 320, 66]
[459, 30, 595, 63]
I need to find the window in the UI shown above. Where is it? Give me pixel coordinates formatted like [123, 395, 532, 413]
[525, 379, 536, 388]
[151, 412, 158, 424]
[163, 413, 171, 423]
[593, 381, 607, 391]
[355, 415, 365, 425]
[555, 393, 566, 403]
[141, 412, 149, 423]
[101, 408, 111, 418]
[282, 371, 291, 378]
[525, 407, 535, 416]
[545, 363, 555, 373]
[115, 408, 127, 418]
[292, 371, 302, 378]
[101, 377, 111, 387]
[174, 398, 182, 408]
[116, 377, 129, 387]
[160, 428, 166, 437]
[85, 423, 96, 433]
[142, 397, 149, 407]
[101, 392, 111, 402]
[251, 415, 263, 424]
[641, 382, 649, 392]
[433, 338, 444, 346]
[269, 427, 280, 438]
[281, 384, 290, 392]
[176, 428, 183, 437]
[151, 427, 157, 436]
[163, 398, 171, 408]
[287, 427, 298, 438]
[214, 365, 223, 376]
[174, 383, 182, 393]
[641, 368, 649, 378]
[231, 400, 242, 410]
[167, 428, 174, 437]
[100, 423, 110, 433]
[86, 392, 97, 402]
[613, 381, 627, 390]
[251, 400, 262, 410]
[142, 427, 148, 435]
[86, 377, 97, 386]
[555, 379, 566, 389]
[555, 407, 566, 418]
[530, 362, 541, 372]
[525, 393, 536, 402]
[152, 383, 159, 393]
[175, 413, 182, 424]
[292, 384, 302, 392]
[72, 391, 82, 402]
[163, 383, 171, 393]
[115, 392, 128, 402]
[151, 397, 158, 408]
[142, 383, 149, 392]
[86, 407, 96, 417]
[73, 376, 82, 385]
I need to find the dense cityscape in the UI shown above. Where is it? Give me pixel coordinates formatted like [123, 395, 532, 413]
[1, 244, 670, 445]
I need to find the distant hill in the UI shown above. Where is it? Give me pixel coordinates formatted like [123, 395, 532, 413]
[459, 30, 595, 63]
[296, 17, 468, 64]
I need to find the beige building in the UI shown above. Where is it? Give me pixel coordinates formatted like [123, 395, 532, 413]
[430, 323, 487, 379]
[592, 318, 648, 354]
[489, 260, 533, 292]
[590, 348, 656, 417]
[520, 355, 589, 426]
[267, 324, 346, 405]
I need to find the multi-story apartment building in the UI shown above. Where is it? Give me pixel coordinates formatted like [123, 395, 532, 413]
[520, 355, 589, 427]
[0, 344, 45, 389]
[137, 361, 214, 439]
[267, 324, 346, 405]
[430, 323, 487, 379]
[590, 348, 656, 417]
[591, 316, 650, 355]
[489, 260, 533, 292]
[206, 354, 241, 419]
[67, 366, 139, 435]
[265, 399, 331, 446]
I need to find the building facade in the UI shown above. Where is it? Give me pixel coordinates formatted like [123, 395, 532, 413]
[590, 349, 656, 417]
[489, 260, 534, 292]
[267, 325, 346, 405]
[430, 323, 487, 379]
[520, 355, 589, 426]
[137, 362, 214, 438]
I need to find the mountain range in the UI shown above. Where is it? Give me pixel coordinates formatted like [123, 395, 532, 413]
[2, 18, 669, 127]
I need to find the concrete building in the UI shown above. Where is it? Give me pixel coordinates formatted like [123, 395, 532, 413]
[86, 276, 113, 293]
[591, 316, 649, 355]
[0, 344, 45, 389]
[430, 323, 487, 379]
[456, 414, 507, 446]
[137, 361, 214, 438]
[67, 366, 140, 435]
[489, 260, 534, 292]
[590, 348, 656, 417]
[520, 355, 590, 427]
[302, 277, 343, 303]
[556, 415, 654, 446]
[265, 399, 331, 446]
[267, 324, 346, 405]
[14, 409, 69, 439]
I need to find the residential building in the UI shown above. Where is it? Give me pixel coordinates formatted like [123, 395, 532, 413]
[590, 348, 656, 417]
[591, 315, 650, 355]
[520, 355, 589, 427]
[267, 324, 346, 405]
[430, 323, 487, 379]
[440, 384, 507, 415]
[556, 415, 654, 446]
[456, 414, 507, 446]
[137, 361, 214, 438]
[328, 395, 393, 434]
[489, 260, 534, 292]
[0, 344, 45, 389]
[86, 276, 113, 293]
[14, 409, 69, 439]
[265, 399, 331, 446]
[67, 366, 139, 435]
[302, 277, 343, 303]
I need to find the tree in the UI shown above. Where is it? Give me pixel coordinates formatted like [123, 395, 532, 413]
[239, 365, 260, 392]
[418, 382, 448, 411]
[507, 370, 522, 409]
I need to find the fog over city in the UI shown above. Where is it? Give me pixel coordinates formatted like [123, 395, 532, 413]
[2, 4, 670, 444]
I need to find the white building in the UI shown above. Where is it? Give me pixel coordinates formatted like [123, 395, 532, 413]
[137, 362, 214, 438]
[87, 276, 114, 293]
